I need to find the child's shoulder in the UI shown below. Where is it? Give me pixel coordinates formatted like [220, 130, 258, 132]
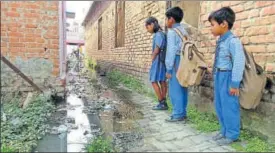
[167, 28, 177, 35]
[228, 34, 242, 45]
[155, 31, 165, 37]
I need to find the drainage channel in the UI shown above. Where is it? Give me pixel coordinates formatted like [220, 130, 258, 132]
[35, 57, 145, 152]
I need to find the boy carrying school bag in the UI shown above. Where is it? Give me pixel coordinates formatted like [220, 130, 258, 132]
[172, 27, 208, 88]
[174, 27, 267, 109]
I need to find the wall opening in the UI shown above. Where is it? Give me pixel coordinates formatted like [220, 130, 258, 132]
[171, 1, 200, 28]
[98, 17, 102, 50]
[115, 1, 125, 48]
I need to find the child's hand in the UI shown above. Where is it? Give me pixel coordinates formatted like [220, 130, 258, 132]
[229, 88, 240, 96]
[166, 73, 172, 79]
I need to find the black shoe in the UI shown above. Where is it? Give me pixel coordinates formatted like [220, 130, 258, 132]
[212, 133, 224, 141]
[217, 138, 236, 146]
[165, 116, 186, 122]
[152, 102, 168, 110]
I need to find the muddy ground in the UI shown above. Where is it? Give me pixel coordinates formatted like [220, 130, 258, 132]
[34, 57, 145, 152]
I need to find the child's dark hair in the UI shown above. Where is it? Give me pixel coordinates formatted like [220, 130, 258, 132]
[165, 7, 184, 23]
[145, 17, 162, 33]
[208, 7, 236, 30]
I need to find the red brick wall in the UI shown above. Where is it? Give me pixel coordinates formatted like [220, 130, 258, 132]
[1, 1, 60, 76]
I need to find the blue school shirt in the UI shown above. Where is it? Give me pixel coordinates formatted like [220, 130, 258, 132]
[152, 31, 165, 52]
[165, 23, 188, 75]
[214, 31, 245, 88]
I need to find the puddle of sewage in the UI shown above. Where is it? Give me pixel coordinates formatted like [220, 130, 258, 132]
[36, 80, 144, 152]
[34, 100, 67, 152]
[66, 94, 92, 152]
[35, 134, 66, 152]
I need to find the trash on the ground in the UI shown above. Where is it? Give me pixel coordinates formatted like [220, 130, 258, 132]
[58, 125, 68, 133]
[66, 117, 75, 124]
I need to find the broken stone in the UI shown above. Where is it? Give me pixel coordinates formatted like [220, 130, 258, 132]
[23, 92, 34, 109]
[67, 123, 78, 130]
[66, 117, 75, 124]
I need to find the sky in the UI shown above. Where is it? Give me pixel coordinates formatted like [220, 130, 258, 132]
[66, 1, 92, 22]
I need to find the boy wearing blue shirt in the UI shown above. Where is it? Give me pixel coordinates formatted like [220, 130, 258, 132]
[208, 7, 245, 145]
[165, 7, 189, 122]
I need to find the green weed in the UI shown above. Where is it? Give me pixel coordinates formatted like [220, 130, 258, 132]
[107, 70, 155, 98]
[86, 136, 114, 152]
[186, 106, 220, 132]
[1, 93, 54, 152]
[1, 144, 16, 153]
[231, 129, 275, 152]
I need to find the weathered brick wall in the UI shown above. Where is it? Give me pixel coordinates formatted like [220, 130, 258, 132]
[85, 1, 167, 86]
[85, 1, 275, 142]
[1, 1, 64, 94]
[198, 1, 275, 71]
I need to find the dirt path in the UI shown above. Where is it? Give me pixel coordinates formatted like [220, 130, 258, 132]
[98, 75, 235, 152]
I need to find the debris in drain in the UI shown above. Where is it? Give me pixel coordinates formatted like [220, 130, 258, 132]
[112, 132, 143, 152]
[104, 104, 114, 110]
[66, 117, 75, 124]
[90, 124, 98, 128]
[84, 130, 89, 135]
[57, 125, 68, 133]
[91, 128, 101, 134]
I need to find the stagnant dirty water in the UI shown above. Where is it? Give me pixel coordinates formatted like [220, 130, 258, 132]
[34, 57, 144, 152]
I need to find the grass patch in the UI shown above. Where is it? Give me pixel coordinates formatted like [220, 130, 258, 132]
[107, 70, 155, 99]
[1, 92, 54, 152]
[105, 69, 275, 152]
[231, 130, 275, 152]
[86, 136, 114, 152]
[85, 57, 97, 72]
[186, 106, 219, 132]
[1, 144, 16, 153]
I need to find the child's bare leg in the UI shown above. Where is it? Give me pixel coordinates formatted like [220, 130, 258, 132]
[152, 82, 162, 101]
[160, 81, 167, 100]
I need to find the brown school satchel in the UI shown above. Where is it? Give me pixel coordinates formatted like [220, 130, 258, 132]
[229, 38, 267, 109]
[173, 28, 208, 87]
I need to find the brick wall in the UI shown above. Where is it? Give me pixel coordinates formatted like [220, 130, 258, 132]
[1, 1, 64, 94]
[84, 1, 275, 142]
[85, 1, 167, 85]
[198, 1, 275, 72]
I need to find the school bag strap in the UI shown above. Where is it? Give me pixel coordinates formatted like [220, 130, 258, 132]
[172, 27, 188, 42]
[172, 27, 204, 59]
[228, 36, 252, 70]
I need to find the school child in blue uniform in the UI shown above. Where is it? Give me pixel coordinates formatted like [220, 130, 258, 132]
[165, 7, 189, 122]
[145, 17, 168, 110]
[208, 7, 245, 145]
